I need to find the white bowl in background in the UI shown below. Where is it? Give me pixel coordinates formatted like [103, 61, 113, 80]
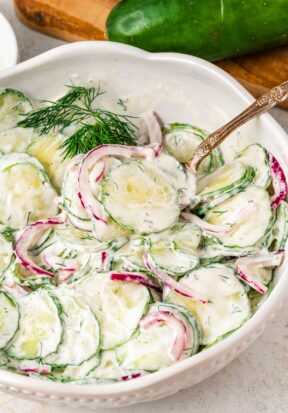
[0, 12, 17, 70]
[0, 41, 287, 409]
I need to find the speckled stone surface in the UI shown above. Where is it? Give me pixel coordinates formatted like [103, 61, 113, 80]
[0, 1, 288, 412]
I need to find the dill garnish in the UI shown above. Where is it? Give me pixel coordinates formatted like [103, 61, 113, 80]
[17, 85, 137, 158]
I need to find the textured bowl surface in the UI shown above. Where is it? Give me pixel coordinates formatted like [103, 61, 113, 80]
[0, 12, 17, 69]
[0, 41, 287, 409]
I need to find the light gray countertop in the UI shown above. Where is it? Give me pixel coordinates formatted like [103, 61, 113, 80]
[0, 1, 288, 412]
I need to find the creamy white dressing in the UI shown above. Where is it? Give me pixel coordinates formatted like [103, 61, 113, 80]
[166, 264, 251, 345]
[0, 85, 285, 384]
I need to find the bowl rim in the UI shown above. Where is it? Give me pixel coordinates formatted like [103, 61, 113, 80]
[0, 40, 287, 397]
[0, 12, 18, 69]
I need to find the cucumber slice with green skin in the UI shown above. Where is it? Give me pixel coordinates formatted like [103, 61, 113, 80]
[268, 201, 288, 251]
[0, 152, 45, 172]
[152, 152, 194, 206]
[62, 158, 131, 240]
[18, 223, 111, 284]
[55, 223, 127, 253]
[193, 162, 255, 214]
[148, 241, 198, 277]
[48, 355, 101, 382]
[169, 221, 202, 252]
[0, 89, 33, 131]
[75, 273, 152, 350]
[112, 237, 148, 273]
[0, 154, 58, 229]
[101, 160, 180, 234]
[0, 291, 19, 350]
[0, 89, 34, 153]
[45, 288, 100, 367]
[116, 303, 200, 371]
[235, 251, 283, 294]
[88, 350, 126, 381]
[198, 238, 258, 262]
[165, 264, 251, 345]
[163, 123, 224, 174]
[6, 289, 63, 360]
[10, 262, 57, 290]
[0, 233, 13, 279]
[148, 222, 201, 276]
[0, 129, 35, 154]
[237, 144, 271, 189]
[204, 186, 272, 248]
[61, 156, 92, 229]
[27, 133, 70, 193]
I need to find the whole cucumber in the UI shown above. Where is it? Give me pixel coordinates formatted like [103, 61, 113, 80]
[106, 0, 288, 61]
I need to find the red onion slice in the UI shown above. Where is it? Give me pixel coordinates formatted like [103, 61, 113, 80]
[18, 360, 51, 375]
[77, 144, 156, 226]
[15, 215, 66, 278]
[109, 271, 161, 292]
[144, 254, 208, 303]
[140, 111, 164, 156]
[235, 251, 284, 294]
[120, 372, 148, 381]
[140, 309, 188, 360]
[269, 153, 288, 210]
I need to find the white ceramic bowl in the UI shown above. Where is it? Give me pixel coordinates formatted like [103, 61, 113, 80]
[0, 41, 287, 409]
[0, 12, 17, 70]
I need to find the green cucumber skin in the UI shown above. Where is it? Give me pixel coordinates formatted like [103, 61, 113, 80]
[106, 0, 288, 61]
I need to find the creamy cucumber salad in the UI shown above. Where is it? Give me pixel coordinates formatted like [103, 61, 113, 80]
[0, 86, 287, 384]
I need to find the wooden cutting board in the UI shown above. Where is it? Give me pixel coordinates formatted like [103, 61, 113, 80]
[14, 0, 288, 109]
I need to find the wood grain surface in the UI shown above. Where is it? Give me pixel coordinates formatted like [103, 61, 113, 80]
[14, 0, 288, 109]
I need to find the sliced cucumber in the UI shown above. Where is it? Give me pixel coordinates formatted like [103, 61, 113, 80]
[204, 186, 272, 248]
[249, 287, 271, 314]
[148, 222, 201, 276]
[48, 355, 100, 382]
[101, 160, 180, 233]
[45, 288, 100, 367]
[237, 143, 271, 188]
[152, 152, 194, 206]
[27, 133, 70, 192]
[165, 264, 250, 345]
[11, 262, 57, 290]
[0, 129, 35, 154]
[116, 303, 200, 371]
[88, 350, 125, 381]
[163, 123, 224, 174]
[0, 89, 34, 153]
[92, 216, 132, 243]
[7, 289, 62, 360]
[193, 162, 255, 214]
[61, 158, 92, 229]
[55, 223, 113, 253]
[198, 237, 258, 262]
[75, 273, 151, 350]
[0, 88, 33, 130]
[112, 237, 148, 273]
[268, 201, 288, 251]
[0, 233, 13, 279]
[25, 226, 104, 283]
[0, 291, 19, 350]
[0, 154, 58, 229]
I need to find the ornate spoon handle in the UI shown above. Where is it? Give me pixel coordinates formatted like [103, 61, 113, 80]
[190, 80, 288, 171]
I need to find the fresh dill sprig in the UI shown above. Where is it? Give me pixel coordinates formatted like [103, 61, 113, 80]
[17, 85, 137, 158]
[1, 227, 15, 244]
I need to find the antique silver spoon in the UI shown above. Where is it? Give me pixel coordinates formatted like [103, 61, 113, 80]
[190, 80, 288, 171]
